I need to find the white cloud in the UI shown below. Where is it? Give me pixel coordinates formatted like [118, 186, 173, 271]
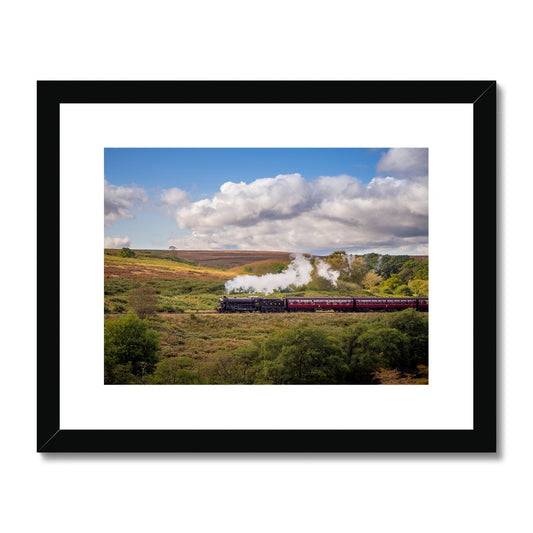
[161, 187, 189, 207]
[104, 236, 131, 249]
[167, 166, 428, 254]
[376, 148, 428, 179]
[104, 180, 147, 227]
[175, 173, 311, 231]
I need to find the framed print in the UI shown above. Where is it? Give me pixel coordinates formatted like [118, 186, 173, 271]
[37, 81, 496, 452]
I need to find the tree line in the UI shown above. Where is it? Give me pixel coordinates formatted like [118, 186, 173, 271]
[105, 309, 428, 385]
[320, 251, 428, 297]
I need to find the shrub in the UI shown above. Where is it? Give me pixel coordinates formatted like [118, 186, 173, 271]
[151, 357, 199, 384]
[104, 313, 160, 383]
[128, 285, 158, 319]
[119, 247, 136, 258]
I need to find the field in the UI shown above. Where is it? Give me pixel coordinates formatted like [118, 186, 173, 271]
[104, 249, 429, 385]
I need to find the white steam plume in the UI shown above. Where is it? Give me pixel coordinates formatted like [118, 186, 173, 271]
[225, 254, 340, 295]
[314, 259, 340, 285]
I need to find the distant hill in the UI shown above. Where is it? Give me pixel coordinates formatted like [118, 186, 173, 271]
[140, 250, 301, 269]
[123, 249, 427, 269]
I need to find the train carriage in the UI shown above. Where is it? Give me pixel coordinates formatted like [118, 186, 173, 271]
[354, 297, 418, 312]
[285, 297, 354, 312]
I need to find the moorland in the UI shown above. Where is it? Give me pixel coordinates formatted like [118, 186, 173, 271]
[104, 248, 429, 385]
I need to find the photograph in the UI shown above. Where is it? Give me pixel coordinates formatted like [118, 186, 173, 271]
[104, 147, 429, 386]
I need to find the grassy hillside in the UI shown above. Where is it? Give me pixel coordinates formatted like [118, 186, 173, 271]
[103, 249, 428, 385]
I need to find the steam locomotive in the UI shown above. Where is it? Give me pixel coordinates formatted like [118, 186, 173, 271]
[216, 296, 428, 313]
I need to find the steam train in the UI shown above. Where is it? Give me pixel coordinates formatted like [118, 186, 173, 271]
[217, 296, 428, 313]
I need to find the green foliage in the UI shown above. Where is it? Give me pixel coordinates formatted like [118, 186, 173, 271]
[232, 342, 261, 383]
[408, 279, 428, 297]
[414, 261, 429, 280]
[145, 279, 225, 296]
[136, 250, 197, 266]
[343, 324, 409, 383]
[377, 255, 411, 279]
[254, 324, 347, 384]
[104, 279, 138, 295]
[119, 247, 136, 258]
[327, 250, 349, 273]
[104, 309, 428, 385]
[106, 248, 197, 265]
[393, 285, 413, 296]
[151, 357, 199, 384]
[385, 309, 428, 368]
[379, 274, 404, 294]
[104, 313, 161, 383]
[363, 253, 381, 272]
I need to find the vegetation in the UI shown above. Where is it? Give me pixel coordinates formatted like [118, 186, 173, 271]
[119, 247, 136, 258]
[104, 313, 161, 384]
[128, 285, 158, 319]
[103, 249, 429, 385]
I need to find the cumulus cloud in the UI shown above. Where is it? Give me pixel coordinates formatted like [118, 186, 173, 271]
[175, 173, 312, 231]
[161, 187, 189, 207]
[166, 150, 428, 254]
[104, 180, 147, 227]
[104, 236, 131, 249]
[376, 148, 428, 179]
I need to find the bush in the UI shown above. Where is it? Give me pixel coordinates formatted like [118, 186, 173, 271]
[104, 313, 160, 383]
[150, 357, 199, 384]
[128, 285, 158, 319]
[119, 247, 136, 258]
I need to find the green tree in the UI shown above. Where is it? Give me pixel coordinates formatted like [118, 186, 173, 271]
[363, 253, 380, 272]
[326, 250, 349, 273]
[398, 259, 420, 283]
[128, 285, 158, 319]
[414, 261, 429, 280]
[379, 274, 404, 294]
[385, 309, 428, 368]
[378, 255, 411, 278]
[255, 325, 347, 384]
[393, 284, 413, 296]
[119, 247, 136, 258]
[362, 271, 383, 289]
[343, 322, 385, 383]
[351, 327, 410, 375]
[408, 279, 428, 297]
[104, 313, 160, 383]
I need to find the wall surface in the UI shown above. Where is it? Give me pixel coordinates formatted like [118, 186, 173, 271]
[0, 2, 528, 532]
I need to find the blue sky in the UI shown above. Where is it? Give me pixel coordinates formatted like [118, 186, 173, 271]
[104, 147, 428, 254]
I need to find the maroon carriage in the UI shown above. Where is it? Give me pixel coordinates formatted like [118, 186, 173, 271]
[285, 297, 354, 312]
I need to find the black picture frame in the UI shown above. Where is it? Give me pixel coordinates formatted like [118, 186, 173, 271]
[37, 81, 496, 453]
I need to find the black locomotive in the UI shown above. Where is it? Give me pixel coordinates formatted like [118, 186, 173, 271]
[217, 296, 428, 313]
